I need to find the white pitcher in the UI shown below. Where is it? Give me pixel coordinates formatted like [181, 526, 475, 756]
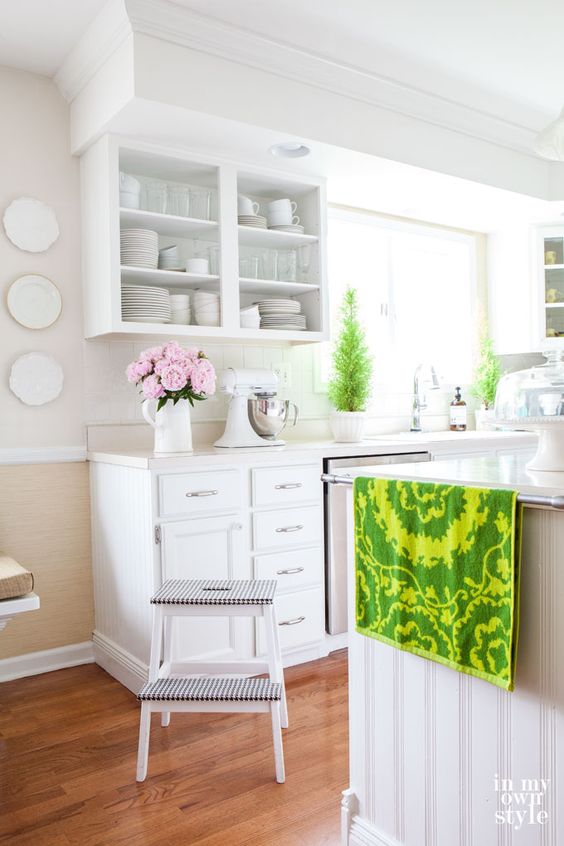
[142, 398, 193, 454]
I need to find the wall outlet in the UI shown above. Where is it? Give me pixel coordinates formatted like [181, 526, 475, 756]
[273, 363, 292, 389]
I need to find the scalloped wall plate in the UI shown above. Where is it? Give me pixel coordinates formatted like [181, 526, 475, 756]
[9, 353, 64, 406]
[3, 197, 59, 253]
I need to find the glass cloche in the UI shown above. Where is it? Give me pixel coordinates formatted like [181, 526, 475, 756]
[495, 351, 564, 471]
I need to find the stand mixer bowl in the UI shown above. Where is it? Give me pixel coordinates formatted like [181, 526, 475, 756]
[248, 398, 299, 440]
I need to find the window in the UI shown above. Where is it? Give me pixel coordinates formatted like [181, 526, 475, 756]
[324, 208, 478, 394]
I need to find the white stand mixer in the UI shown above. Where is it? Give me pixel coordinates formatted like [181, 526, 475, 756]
[214, 368, 286, 448]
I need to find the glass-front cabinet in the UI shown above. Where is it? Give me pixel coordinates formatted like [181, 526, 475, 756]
[537, 227, 564, 347]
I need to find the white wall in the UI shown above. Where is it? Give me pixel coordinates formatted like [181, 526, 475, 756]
[0, 67, 84, 449]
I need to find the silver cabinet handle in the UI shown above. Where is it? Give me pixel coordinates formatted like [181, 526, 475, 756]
[274, 483, 303, 490]
[276, 566, 305, 575]
[185, 490, 219, 498]
[279, 616, 306, 626]
[275, 524, 303, 533]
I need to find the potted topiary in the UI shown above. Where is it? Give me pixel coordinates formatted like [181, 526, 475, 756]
[472, 323, 502, 430]
[328, 287, 373, 442]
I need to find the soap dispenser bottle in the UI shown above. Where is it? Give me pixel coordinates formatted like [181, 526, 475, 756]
[450, 387, 467, 431]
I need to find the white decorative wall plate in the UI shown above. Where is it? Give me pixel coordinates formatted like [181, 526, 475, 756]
[7, 275, 62, 329]
[9, 352, 64, 406]
[3, 197, 59, 252]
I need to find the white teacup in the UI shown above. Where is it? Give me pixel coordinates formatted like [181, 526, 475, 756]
[267, 198, 297, 216]
[238, 195, 260, 215]
[268, 212, 301, 226]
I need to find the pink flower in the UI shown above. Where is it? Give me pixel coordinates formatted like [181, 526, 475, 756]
[153, 358, 169, 376]
[191, 358, 216, 396]
[160, 364, 188, 392]
[140, 345, 164, 362]
[125, 358, 153, 383]
[142, 374, 165, 399]
[162, 341, 185, 363]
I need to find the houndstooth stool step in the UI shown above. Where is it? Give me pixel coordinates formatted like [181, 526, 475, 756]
[136, 578, 287, 784]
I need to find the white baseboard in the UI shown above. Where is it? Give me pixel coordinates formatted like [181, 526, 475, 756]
[349, 817, 403, 846]
[0, 640, 95, 682]
[326, 631, 349, 653]
[93, 630, 148, 694]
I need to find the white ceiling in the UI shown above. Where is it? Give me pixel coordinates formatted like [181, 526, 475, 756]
[0, 0, 561, 133]
[0, 0, 106, 77]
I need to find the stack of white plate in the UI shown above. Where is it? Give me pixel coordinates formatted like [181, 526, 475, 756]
[193, 291, 220, 327]
[256, 298, 307, 331]
[158, 245, 184, 271]
[169, 293, 191, 325]
[238, 214, 267, 230]
[121, 229, 158, 268]
[122, 285, 171, 323]
[267, 223, 305, 234]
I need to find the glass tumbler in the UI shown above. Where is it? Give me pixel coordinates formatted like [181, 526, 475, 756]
[190, 188, 212, 220]
[143, 180, 168, 214]
[166, 183, 190, 217]
[277, 249, 297, 282]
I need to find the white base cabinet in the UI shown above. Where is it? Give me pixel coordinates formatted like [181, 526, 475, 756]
[90, 456, 328, 693]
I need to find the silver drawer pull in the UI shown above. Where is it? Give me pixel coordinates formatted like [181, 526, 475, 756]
[276, 567, 305, 575]
[185, 490, 219, 498]
[279, 616, 306, 626]
[274, 483, 303, 490]
[275, 524, 303, 533]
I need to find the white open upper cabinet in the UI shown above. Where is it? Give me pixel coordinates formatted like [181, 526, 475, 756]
[80, 135, 328, 343]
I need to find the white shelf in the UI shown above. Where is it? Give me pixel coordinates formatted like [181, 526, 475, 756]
[239, 277, 320, 296]
[238, 225, 318, 247]
[120, 208, 218, 238]
[121, 266, 220, 289]
[545, 302, 564, 308]
[545, 264, 564, 270]
[117, 321, 225, 337]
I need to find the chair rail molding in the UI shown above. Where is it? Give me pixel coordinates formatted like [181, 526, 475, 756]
[55, 0, 541, 157]
[0, 446, 87, 466]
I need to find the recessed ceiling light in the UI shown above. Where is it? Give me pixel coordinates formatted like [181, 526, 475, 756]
[269, 142, 311, 158]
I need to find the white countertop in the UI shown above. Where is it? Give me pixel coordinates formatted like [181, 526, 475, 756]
[87, 430, 537, 469]
[345, 454, 564, 498]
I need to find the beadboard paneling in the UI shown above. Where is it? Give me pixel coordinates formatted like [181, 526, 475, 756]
[0, 463, 93, 659]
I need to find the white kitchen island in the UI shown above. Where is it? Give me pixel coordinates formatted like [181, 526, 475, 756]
[342, 455, 564, 846]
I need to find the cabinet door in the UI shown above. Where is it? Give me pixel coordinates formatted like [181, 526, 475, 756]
[161, 515, 251, 663]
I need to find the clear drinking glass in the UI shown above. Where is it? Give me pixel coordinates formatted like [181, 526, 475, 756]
[166, 183, 190, 217]
[143, 179, 168, 214]
[239, 256, 260, 278]
[208, 245, 221, 275]
[190, 188, 212, 220]
[277, 249, 297, 282]
[298, 244, 311, 280]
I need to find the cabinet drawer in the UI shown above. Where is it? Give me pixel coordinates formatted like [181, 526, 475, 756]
[253, 505, 322, 551]
[256, 587, 324, 655]
[159, 470, 240, 518]
[252, 464, 321, 507]
[254, 548, 322, 593]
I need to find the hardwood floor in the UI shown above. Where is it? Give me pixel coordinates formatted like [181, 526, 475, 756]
[0, 651, 348, 846]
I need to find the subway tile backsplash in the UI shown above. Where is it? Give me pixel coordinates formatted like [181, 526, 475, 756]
[83, 339, 331, 425]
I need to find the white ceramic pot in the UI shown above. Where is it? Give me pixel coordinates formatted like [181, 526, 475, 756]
[142, 397, 193, 454]
[330, 411, 366, 443]
[475, 407, 496, 431]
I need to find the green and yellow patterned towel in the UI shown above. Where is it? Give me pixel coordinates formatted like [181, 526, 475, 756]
[354, 477, 522, 691]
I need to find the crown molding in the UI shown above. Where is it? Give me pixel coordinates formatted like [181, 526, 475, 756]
[55, 0, 132, 101]
[56, 0, 539, 156]
[125, 0, 538, 156]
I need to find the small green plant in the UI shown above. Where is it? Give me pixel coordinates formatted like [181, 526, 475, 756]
[471, 324, 502, 409]
[328, 287, 373, 412]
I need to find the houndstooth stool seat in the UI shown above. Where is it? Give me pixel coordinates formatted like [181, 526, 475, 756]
[136, 577, 287, 784]
[138, 676, 281, 702]
[151, 578, 277, 606]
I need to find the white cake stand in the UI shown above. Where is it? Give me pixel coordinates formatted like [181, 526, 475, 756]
[495, 418, 564, 471]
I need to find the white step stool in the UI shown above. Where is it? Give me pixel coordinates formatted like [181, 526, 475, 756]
[136, 578, 288, 783]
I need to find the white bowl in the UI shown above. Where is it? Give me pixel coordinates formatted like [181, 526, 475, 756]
[193, 292, 219, 302]
[195, 314, 220, 327]
[120, 191, 140, 210]
[186, 258, 210, 274]
[240, 315, 261, 329]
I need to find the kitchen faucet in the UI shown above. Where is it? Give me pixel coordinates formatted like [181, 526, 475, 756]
[410, 363, 440, 432]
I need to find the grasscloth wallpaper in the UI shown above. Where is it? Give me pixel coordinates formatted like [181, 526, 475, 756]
[0, 463, 93, 659]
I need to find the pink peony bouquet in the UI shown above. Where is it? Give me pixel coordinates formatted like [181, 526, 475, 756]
[126, 341, 216, 410]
